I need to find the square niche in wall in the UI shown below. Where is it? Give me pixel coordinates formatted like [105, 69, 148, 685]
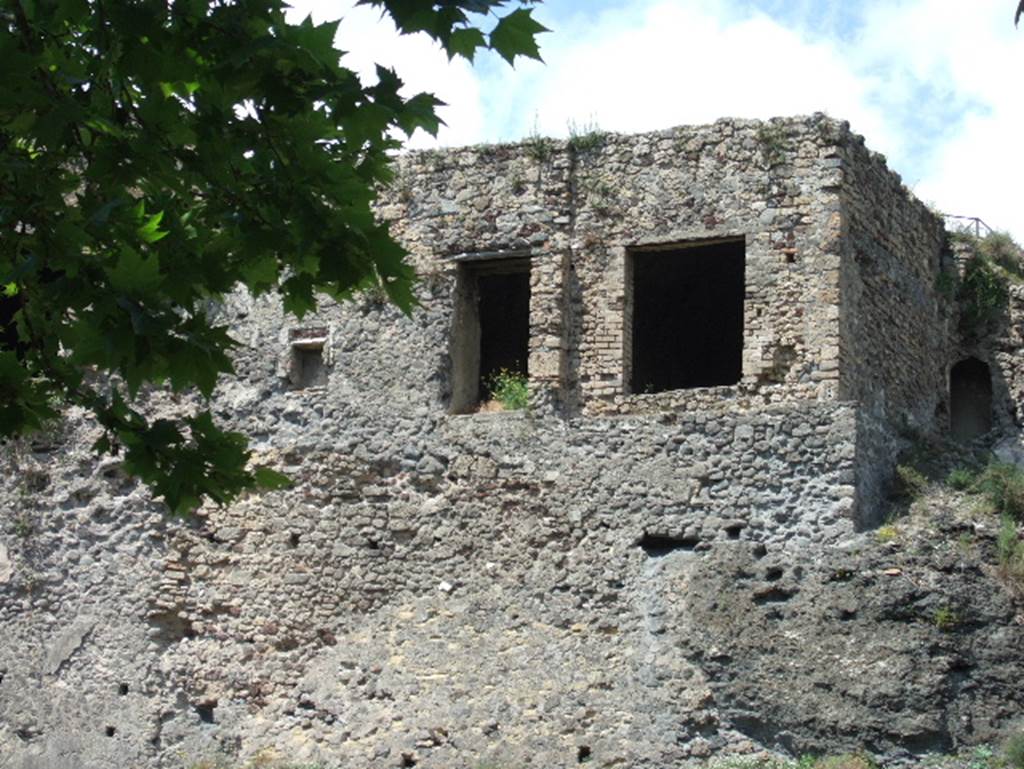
[628, 237, 745, 394]
[287, 327, 330, 389]
[450, 254, 531, 412]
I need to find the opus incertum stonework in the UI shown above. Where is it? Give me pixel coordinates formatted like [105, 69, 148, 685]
[2, 115, 1023, 769]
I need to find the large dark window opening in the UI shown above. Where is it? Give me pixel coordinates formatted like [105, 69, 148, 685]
[630, 239, 744, 393]
[477, 270, 530, 396]
[950, 357, 992, 441]
[450, 257, 530, 412]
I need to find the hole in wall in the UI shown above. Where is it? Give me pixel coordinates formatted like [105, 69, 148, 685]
[148, 611, 196, 645]
[630, 238, 744, 393]
[401, 754, 418, 768]
[105, 726, 116, 737]
[577, 745, 592, 764]
[118, 683, 129, 696]
[725, 523, 744, 540]
[638, 533, 699, 557]
[292, 347, 327, 389]
[288, 532, 300, 548]
[194, 701, 217, 724]
[287, 327, 329, 390]
[367, 539, 380, 550]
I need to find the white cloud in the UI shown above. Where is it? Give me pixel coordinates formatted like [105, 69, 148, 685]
[284, 0, 484, 147]
[855, 0, 1023, 237]
[495, 2, 893, 151]
[283, 0, 1022, 240]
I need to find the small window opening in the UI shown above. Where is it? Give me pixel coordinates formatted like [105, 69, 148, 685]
[950, 357, 992, 441]
[105, 726, 116, 737]
[118, 683, 129, 696]
[629, 239, 744, 393]
[451, 256, 531, 412]
[288, 327, 329, 389]
[577, 745, 592, 764]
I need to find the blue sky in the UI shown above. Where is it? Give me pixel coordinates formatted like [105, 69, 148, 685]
[288, 0, 1022, 239]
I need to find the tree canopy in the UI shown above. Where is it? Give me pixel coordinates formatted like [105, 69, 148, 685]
[0, 0, 546, 513]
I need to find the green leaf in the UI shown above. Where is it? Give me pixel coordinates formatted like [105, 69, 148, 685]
[489, 8, 548, 66]
[137, 210, 169, 244]
[0, 0, 546, 516]
[446, 27, 486, 61]
[107, 246, 162, 296]
[254, 467, 292, 490]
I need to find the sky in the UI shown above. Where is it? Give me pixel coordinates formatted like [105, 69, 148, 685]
[286, 0, 1022, 240]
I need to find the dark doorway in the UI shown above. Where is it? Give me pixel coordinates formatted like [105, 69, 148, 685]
[450, 257, 531, 412]
[950, 357, 992, 441]
[630, 239, 744, 393]
[477, 270, 530, 397]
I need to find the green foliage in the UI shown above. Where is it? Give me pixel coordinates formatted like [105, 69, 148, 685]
[977, 231, 1024, 276]
[958, 256, 1009, 337]
[895, 463, 929, 501]
[946, 466, 978, 490]
[953, 231, 1024, 337]
[973, 462, 1024, 521]
[0, 0, 546, 514]
[567, 118, 607, 154]
[525, 127, 554, 162]
[486, 368, 529, 411]
[709, 754, 876, 769]
[757, 122, 790, 166]
[1003, 729, 1024, 769]
[936, 268, 958, 300]
[933, 605, 960, 631]
[997, 516, 1024, 587]
[875, 523, 899, 544]
[812, 755, 876, 769]
[967, 744, 997, 769]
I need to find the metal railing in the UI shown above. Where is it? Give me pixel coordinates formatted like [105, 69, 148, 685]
[942, 214, 995, 238]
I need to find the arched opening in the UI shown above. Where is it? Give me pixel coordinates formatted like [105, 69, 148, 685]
[950, 357, 993, 441]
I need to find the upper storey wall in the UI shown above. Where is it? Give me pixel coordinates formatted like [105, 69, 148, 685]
[378, 115, 849, 417]
[834, 125, 951, 423]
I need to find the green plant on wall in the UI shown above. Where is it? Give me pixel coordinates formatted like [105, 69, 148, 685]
[1004, 728, 1024, 769]
[933, 605, 960, 631]
[568, 119, 608, 155]
[997, 515, 1024, 589]
[958, 256, 1009, 337]
[953, 231, 1024, 338]
[486, 369, 529, 411]
[757, 123, 790, 167]
[973, 462, 1024, 520]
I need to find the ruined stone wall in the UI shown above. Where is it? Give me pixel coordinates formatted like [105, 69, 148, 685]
[972, 286, 1024, 440]
[2, 116, 1004, 769]
[833, 126, 953, 524]
[380, 116, 848, 417]
[0, 285, 858, 769]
